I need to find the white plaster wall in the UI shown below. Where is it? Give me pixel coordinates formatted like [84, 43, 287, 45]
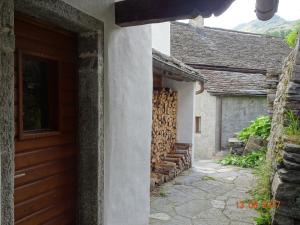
[61, 1, 152, 225]
[163, 78, 196, 161]
[151, 22, 170, 55]
[221, 96, 267, 149]
[194, 90, 218, 160]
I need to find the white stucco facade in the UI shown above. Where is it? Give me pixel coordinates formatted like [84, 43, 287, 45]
[152, 22, 171, 55]
[194, 90, 219, 159]
[61, 1, 152, 225]
[164, 78, 196, 161]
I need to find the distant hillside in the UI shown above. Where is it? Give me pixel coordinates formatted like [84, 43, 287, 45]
[234, 15, 300, 38]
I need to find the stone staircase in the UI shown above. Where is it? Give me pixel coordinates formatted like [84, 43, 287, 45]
[272, 143, 300, 225]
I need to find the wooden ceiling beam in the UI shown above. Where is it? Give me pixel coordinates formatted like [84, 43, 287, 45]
[115, 0, 235, 27]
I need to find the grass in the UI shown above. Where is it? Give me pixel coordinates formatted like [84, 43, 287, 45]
[219, 148, 267, 168]
[250, 159, 272, 225]
[284, 111, 300, 145]
[202, 176, 216, 181]
[284, 110, 300, 137]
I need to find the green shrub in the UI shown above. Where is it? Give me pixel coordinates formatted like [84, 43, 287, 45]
[238, 116, 271, 141]
[219, 148, 267, 168]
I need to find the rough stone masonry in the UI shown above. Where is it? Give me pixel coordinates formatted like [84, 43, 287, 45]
[0, 1, 15, 224]
[267, 37, 300, 225]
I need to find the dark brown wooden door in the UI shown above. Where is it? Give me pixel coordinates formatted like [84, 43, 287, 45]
[14, 16, 78, 225]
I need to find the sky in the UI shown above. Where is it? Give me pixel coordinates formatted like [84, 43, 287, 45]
[203, 0, 300, 29]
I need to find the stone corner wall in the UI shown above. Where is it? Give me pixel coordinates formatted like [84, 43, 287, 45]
[268, 36, 300, 225]
[266, 70, 281, 116]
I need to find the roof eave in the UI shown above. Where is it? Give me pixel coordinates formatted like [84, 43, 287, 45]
[153, 58, 204, 82]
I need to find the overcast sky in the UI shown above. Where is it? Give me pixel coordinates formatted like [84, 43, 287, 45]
[204, 0, 300, 29]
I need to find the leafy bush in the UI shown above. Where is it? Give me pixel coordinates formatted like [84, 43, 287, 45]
[219, 148, 267, 168]
[238, 116, 271, 141]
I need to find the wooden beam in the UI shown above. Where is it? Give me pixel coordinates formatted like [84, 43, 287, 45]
[115, 0, 235, 27]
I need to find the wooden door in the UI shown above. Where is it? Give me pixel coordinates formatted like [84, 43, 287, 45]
[14, 16, 78, 225]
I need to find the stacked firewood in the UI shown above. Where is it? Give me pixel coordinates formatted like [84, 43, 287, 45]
[151, 89, 177, 165]
[151, 143, 192, 190]
[151, 89, 192, 190]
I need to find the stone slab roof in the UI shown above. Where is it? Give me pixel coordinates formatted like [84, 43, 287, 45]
[171, 22, 291, 73]
[153, 49, 205, 82]
[199, 69, 267, 96]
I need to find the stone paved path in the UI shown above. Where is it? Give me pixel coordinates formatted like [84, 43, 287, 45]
[150, 160, 258, 225]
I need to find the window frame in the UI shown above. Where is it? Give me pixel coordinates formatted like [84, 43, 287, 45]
[195, 116, 201, 134]
[17, 49, 62, 140]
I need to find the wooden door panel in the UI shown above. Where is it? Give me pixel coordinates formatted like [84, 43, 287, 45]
[15, 15, 78, 224]
[14, 171, 76, 204]
[15, 135, 76, 153]
[15, 186, 76, 220]
[15, 202, 74, 225]
[15, 158, 76, 187]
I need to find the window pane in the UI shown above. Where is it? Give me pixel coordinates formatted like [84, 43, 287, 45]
[22, 56, 58, 132]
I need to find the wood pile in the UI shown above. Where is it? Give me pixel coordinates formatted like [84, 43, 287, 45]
[151, 143, 192, 190]
[151, 88, 177, 165]
[151, 89, 192, 190]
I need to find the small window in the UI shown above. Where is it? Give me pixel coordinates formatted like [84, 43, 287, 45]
[195, 116, 201, 134]
[20, 54, 59, 134]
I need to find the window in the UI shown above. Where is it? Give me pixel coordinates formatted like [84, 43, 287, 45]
[19, 53, 59, 135]
[195, 116, 201, 133]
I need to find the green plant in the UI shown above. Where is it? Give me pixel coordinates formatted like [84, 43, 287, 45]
[219, 148, 267, 168]
[251, 157, 272, 225]
[255, 213, 272, 225]
[284, 110, 300, 136]
[238, 116, 271, 141]
[285, 30, 298, 48]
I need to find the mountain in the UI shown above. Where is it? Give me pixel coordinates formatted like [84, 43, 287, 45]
[234, 15, 300, 38]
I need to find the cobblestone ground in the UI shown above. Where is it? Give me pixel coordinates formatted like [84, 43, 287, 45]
[150, 160, 258, 225]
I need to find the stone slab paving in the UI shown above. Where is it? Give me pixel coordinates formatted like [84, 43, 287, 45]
[150, 160, 258, 225]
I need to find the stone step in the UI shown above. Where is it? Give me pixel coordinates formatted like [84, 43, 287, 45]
[278, 169, 300, 184]
[284, 143, 300, 154]
[283, 159, 300, 170]
[283, 152, 300, 164]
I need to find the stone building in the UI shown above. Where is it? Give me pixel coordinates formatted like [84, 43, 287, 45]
[171, 21, 291, 159]
[151, 49, 205, 188]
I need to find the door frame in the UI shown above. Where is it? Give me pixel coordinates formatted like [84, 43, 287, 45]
[0, 1, 104, 224]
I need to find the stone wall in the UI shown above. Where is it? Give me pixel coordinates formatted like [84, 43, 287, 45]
[221, 96, 268, 150]
[0, 1, 15, 224]
[266, 71, 281, 116]
[268, 37, 300, 225]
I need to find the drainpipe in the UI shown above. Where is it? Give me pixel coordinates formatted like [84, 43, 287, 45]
[196, 81, 204, 95]
[255, 0, 278, 21]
